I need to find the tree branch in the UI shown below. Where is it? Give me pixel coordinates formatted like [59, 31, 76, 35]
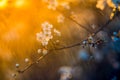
[15, 8, 120, 79]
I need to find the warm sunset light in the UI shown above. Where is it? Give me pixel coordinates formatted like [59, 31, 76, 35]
[0, 0, 7, 8]
[14, 0, 27, 8]
[0, 0, 120, 80]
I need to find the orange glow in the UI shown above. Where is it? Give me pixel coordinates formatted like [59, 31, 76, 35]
[0, 0, 7, 8]
[14, 0, 28, 8]
[0, 0, 117, 80]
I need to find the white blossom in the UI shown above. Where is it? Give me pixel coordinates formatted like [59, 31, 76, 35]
[47, 0, 58, 10]
[59, 66, 72, 80]
[42, 49, 48, 55]
[57, 14, 65, 23]
[15, 63, 20, 68]
[36, 22, 54, 46]
[41, 22, 53, 30]
[36, 32, 44, 42]
[38, 49, 42, 54]
[25, 58, 29, 63]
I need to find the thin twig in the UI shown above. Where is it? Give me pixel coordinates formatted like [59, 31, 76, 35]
[56, 9, 92, 34]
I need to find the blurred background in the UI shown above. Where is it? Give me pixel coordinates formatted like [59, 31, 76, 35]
[0, 0, 120, 80]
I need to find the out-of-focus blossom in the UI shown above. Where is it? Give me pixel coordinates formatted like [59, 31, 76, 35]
[43, 0, 71, 10]
[25, 58, 29, 63]
[37, 49, 42, 54]
[60, 2, 70, 10]
[47, 0, 58, 10]
[41, 21, 53, 30]
[96, 0, 120, 10]
[59, 66, 72, 80]
[78, 50, 90, 61]
[42, 49, 48, 55]
[38, 48, 48, 55]
[57, 14, 65, 23]
[15, 63, 20, 68]
[96, 0, 106, 10]
[54, 29, 61, 36]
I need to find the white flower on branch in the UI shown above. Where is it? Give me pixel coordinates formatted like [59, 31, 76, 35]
[47, 0, 58, 10]
[42, 49, 48, 55]
[59, 66, 72, 80]
[15, 63, 20, 68]
[57, 14, 65, 23]
[25, 58, 29, 63]
[36, 22, 55, 46]
[38, 49, 42, 54]
[41, 21, 53, 30]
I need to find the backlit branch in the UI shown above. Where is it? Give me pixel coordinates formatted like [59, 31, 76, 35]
[12, 1, 120, 79]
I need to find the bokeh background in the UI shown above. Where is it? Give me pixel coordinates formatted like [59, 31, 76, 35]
[0, 0, 120, 80]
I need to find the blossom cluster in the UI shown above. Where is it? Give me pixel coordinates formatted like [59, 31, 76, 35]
[59, 66, 72, 80]
[36, 22, 53, 46]
[43, 0, 70, 10]
[82, 35, 104, 48]
[36, 21, 61, 46]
